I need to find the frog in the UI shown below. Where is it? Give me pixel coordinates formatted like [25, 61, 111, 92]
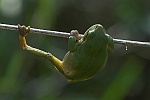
[18, 24, 114, 82]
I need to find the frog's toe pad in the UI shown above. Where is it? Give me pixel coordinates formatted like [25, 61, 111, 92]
[70, 30, 79, 36]
[18, 24, 30, 37]
[70, 30, 81, 40]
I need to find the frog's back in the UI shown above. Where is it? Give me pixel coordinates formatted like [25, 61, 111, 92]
[62, 46, 107, 82]
[62, 37, 108, 82]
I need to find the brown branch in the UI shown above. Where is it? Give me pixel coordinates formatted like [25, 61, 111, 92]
[0, 23, 150, 47]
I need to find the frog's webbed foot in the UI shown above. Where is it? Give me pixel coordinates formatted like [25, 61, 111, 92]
[18, 24, 30, 49]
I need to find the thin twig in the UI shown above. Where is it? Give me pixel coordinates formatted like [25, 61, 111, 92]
[0, 23, 150, 47]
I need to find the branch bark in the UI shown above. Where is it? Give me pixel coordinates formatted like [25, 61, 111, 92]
[0, 23, 150, 47]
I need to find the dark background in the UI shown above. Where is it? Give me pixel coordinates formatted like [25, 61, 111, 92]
[0, 0, 150, 100]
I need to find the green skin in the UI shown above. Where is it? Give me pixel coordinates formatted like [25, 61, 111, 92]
[18, 24, 114, 82]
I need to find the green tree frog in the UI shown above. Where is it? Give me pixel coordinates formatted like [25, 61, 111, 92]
[18, 24, 114, 82]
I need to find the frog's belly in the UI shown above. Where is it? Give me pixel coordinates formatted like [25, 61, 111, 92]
[62, 51, 107, 82]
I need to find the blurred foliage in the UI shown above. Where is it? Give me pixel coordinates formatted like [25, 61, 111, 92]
[0, 0, 150, 100]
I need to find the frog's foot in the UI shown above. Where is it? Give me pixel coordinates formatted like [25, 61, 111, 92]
[70, 30, 82, 41]
[18, 24, 30, 49]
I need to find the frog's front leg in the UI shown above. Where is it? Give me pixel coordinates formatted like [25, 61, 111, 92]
[18, 25, 65, 75]
[68, 30, 81, 52]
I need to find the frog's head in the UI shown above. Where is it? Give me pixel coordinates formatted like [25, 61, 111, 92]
[83, 24, 113, 51]
[83, 24, 108, 47]
[84, 24, 106, 39]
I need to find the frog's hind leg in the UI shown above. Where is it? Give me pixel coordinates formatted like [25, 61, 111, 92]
[18, 25, 65, 76]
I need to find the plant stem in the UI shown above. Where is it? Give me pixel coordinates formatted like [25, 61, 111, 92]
[0, 23, 150, 47]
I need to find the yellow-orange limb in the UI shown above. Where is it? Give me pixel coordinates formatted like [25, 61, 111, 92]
[18, 25, 65, 76]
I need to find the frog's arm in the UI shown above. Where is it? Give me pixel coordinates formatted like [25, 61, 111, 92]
[18, 25, 65, 75]
[68, 36, 77, 52]
[68, 30, 82, 52]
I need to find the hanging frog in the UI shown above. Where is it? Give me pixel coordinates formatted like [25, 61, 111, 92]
[18, 24, 114, 82]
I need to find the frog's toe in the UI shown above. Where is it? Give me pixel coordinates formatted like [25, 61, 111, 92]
[70, 30, 78, 36]
[18, 24, 30, 37]
[70, 30, 81, 40]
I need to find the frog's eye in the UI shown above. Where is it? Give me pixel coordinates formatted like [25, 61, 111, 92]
[89, 26, 98, 32]
[94, 26, 98, 29]
[94, 25, 99, 30]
